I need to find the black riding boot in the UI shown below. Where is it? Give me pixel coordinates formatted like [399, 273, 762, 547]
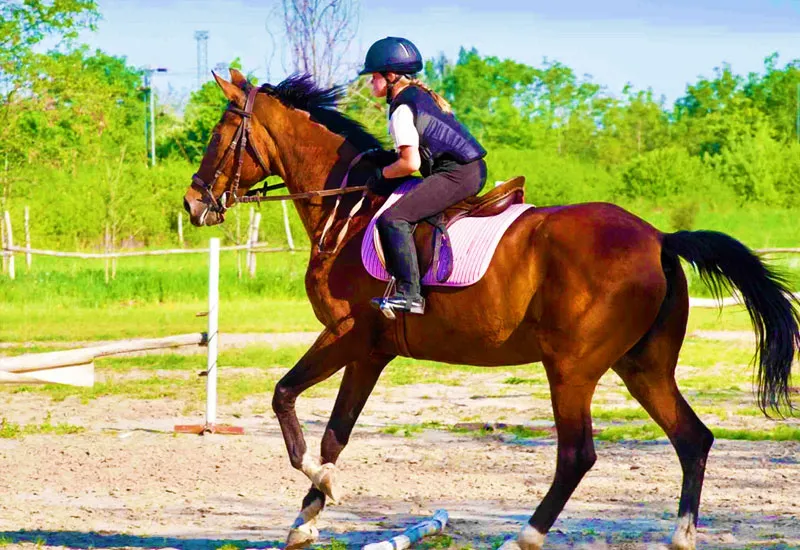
[371, 219, 425, 315]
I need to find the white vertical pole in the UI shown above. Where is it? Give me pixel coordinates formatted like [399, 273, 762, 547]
[281, 200, 295, 250]
[245, 207, 254, 271]
[177, 212, 184, 247]
[149, 75, 156, 167]
[104, 223, 110, 284]
[24, 206, 31, 270]
[236, 210, 242, 280]
[4, 211, 14, 280]
[249, 212, 261, 278]
[1, 215, 6, 275]
[206, 237, 220, 429]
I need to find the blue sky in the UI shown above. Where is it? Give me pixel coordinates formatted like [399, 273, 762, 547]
[79, 0, 800, 107]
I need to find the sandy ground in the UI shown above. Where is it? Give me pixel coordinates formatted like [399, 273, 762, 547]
[0, 332, 799, 549]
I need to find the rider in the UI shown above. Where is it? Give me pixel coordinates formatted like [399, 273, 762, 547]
[359, 36, 488, 316]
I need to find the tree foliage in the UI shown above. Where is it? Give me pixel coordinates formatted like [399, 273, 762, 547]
[4, 1, 800, 247]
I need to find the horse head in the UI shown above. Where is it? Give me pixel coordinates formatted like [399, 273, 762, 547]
[183, 69, 277, 226]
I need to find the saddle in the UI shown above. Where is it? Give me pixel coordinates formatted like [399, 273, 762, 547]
[374, 176, 526, 282]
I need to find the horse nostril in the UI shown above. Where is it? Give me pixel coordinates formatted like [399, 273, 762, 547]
[183, 198, 191, 213]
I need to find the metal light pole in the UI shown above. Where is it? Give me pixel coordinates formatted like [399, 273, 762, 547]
[141, 66, 168, 167]
[195, 31, 209, 90]
[796, 82, 799, 144]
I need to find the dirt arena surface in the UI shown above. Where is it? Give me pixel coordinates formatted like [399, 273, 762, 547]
[1, 365, 799, 550]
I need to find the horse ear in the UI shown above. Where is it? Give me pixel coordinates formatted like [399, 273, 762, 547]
[229, 68, 248, 89]
[213, 71, 245, 105]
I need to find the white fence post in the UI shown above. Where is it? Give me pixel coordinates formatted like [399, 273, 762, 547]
[282, 201, 295, 251]
[205, 237, 220, 429]
[249, 212, 261, 278]
[24, 206, 31, 270]
[246, 207, 254, 271]
[177, 212, 184, 248]
[104, 224, 111, 284]
[4, 211, 14, 280]
[1, 215, 6, 275]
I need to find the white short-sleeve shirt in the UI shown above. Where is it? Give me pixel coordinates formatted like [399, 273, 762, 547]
[388, 104, 419, 150]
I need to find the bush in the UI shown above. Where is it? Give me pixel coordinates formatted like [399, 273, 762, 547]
[705, 124, 784, 205]
[485, 146, 618, 206]
[619, 146, 718, 201]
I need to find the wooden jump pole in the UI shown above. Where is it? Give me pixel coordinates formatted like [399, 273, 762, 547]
[362, 509, 449, 550]
[0, 333, 207, 387]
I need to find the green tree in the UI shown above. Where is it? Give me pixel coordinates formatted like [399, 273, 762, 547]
[743, 52, 800, 144]
[598, 85, 671, 165]
[0, 0, 98, 78]
[158, 59, 257, 162]
[673, 64, 766, 157]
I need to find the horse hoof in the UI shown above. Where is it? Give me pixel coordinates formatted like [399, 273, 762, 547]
[498, 526, 545, 550]
[286, 523, 319, 550]
[314, 462, 340, 503]
[497, 539, 522, 550]
[670, 515, 696, 550]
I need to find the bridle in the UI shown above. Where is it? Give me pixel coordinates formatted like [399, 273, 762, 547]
[190, 86, 272, 222]
[189, 84, 378, 252]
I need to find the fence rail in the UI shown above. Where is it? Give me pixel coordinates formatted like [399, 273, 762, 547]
[1, 243, 294, 259]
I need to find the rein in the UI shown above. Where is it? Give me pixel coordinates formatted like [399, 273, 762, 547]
[190, 84, 379, 253]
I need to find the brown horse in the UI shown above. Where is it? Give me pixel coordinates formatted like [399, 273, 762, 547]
[183, 69, 799, 550]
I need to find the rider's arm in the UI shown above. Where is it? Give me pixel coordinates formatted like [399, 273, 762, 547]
[384, 104, 421, 178]
[382, 145, 420, 178]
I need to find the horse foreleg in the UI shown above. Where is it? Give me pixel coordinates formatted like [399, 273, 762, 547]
[272, 327, 362, 495]
[287, 353, 393, 548]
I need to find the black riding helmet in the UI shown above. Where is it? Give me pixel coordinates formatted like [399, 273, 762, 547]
[359, 36, 423, 76]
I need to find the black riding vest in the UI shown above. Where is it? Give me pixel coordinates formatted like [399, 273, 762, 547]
[389, 86, 486, 177]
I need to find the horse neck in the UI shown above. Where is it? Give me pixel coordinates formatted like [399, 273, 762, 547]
[258, 99, 361, 243]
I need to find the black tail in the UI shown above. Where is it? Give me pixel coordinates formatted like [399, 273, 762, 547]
[663, 230, 800, 417]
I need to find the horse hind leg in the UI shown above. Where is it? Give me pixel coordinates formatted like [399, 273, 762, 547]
[613, 293, 714, 550]
[500, 361, 603, 550]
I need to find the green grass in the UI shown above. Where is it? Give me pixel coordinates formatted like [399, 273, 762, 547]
[0, 249, 309, 304]
[0, 299, 321, 342]
[418, 535, 455, 549]
[0, 414, 85, 439]
[712, 426, 800, 441]
[591, 406, 649, 422]
[594, 423, 800, 442]
[675, 339, 757, 369]
[502, 375, 547, 385]
[0, 250, 321, 341]
[596, 423, 666, 442]
[3, 368, 277, 405]
[0, 536, 12, 547]
[382, 421, 444, 437]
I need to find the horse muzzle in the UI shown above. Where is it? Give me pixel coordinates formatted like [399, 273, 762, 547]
[183, 193, 225, 227]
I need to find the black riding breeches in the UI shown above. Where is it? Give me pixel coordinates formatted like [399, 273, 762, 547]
[375, 158, 487, 297]
[379, 158, 487, 226]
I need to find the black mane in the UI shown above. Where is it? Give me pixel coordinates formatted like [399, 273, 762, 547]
[259, 73, 384, 152]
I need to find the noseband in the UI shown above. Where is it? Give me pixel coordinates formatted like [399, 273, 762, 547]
[190, 86, 270, 220]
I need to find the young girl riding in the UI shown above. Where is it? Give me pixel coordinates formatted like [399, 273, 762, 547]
[360, 36, 487, 317]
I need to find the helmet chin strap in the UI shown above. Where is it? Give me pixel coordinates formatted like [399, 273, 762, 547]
[383, 73, 401, 104]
